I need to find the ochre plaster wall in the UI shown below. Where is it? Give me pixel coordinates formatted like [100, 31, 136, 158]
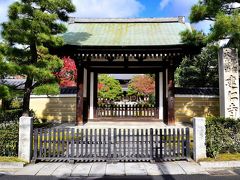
[175, 96, 219, 123]
[30, 95, 219, 123]
[30, 95, 76, 123]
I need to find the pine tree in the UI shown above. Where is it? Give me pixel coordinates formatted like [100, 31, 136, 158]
[175, 45, 219, 87]
[0, 43, 18, 101]
[177, 1, 239, 87]
[1, 0, 75, 115]
[189, 0, 240, 49]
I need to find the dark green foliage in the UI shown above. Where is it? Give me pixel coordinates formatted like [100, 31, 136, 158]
[180, 29, 207, 48]
[0, 109, 22, 125]
[189, 0, 240, 49]
[0, 109, 50, 156]
[127, 85, 137, 97]
[189, 0, 238, 23]
[32, 83, 60, 95]
[0, 123, 19, 156]
[1, 0, 75, 115]
[0, 110, 21, 156]
[208, 11, 240, 50]
[175, 45, 219, 87]
[0, 85, 11, 100]
[180, 1, 240, 87]
[206, 116, 240, 158]
[0, 44, 15, 101]
[148, 94, 155, 106]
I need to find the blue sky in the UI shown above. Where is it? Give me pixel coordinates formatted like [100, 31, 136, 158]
[140, 0, 195, 18]
[0, 0, 212, 33]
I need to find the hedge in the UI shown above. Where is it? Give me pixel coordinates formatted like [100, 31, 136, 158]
[0, 110, 21, 156]
[0, 109, 22, 126]
[206, 116, 240, 158]
[0, 123, 19, 156]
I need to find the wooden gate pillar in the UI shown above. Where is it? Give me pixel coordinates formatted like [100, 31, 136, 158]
[88, 72, 96, 120]
[155, 73, 159, 119]
[76, 65, 84, 125]
[167, 59, 175, 125]
[94, 72, 98, 118]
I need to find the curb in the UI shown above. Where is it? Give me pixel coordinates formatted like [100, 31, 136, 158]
[0, 162, 25, 169]
[200, 161, 240, 169]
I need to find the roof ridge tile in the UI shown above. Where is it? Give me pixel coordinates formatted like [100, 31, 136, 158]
[69, 17, 181, 24]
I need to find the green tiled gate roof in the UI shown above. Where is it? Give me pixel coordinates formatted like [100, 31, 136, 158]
[62, 17, 191, 46]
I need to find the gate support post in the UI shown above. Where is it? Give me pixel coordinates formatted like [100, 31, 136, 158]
[76, 66, 84, 125]
[18, 116, 33, 163]
[167, 60, 175, 125]
[193, 117, 206, 162]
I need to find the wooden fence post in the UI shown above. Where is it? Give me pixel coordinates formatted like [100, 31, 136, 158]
[150, 128, 153, 160]
[108, 128, 111, 159]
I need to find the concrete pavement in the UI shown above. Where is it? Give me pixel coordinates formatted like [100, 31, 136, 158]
[2, 161, 240, 180]
[13, 161, 208, 177]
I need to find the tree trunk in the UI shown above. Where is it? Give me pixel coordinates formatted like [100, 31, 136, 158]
[22, 42, 37, 116]
[1, 99, 6, 111]
[22, 76, 33, 116]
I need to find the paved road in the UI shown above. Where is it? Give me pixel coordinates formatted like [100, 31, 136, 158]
[1, 162, 240, 180]
[1, 174, 240, 180]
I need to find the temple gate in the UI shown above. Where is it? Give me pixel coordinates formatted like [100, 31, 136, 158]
[56, 17, 194, 125]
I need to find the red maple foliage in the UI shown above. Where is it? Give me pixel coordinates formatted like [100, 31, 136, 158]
[98, 83, 104, 90]
[129, 75, 155, 95]
[55, 56, 77, 87]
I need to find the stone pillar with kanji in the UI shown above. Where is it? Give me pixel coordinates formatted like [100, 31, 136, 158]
[219, 48, 239, 118]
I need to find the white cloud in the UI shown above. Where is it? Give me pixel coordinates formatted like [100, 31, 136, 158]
[0, 0, 144, 23]
[71, 0, 144, 18]
[0, 0, 144, 40]
[159, 0, 170, 10]
[0, 0, 212, 35]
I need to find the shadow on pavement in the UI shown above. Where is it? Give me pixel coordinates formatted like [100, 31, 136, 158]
[232, 168, 240, 175]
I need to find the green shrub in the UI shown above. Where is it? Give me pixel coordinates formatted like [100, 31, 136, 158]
[0, 123, 19, 156]
[0, 109, 22, 124]
[148, 94, 155, 105]
[206, 116, 240, 158]
[0, 109, 55, 156]
[0, 110, 22, 156]
[10, 98, 22, 109]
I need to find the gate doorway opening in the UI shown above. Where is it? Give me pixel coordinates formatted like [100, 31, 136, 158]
[96, 74, 159, 121]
